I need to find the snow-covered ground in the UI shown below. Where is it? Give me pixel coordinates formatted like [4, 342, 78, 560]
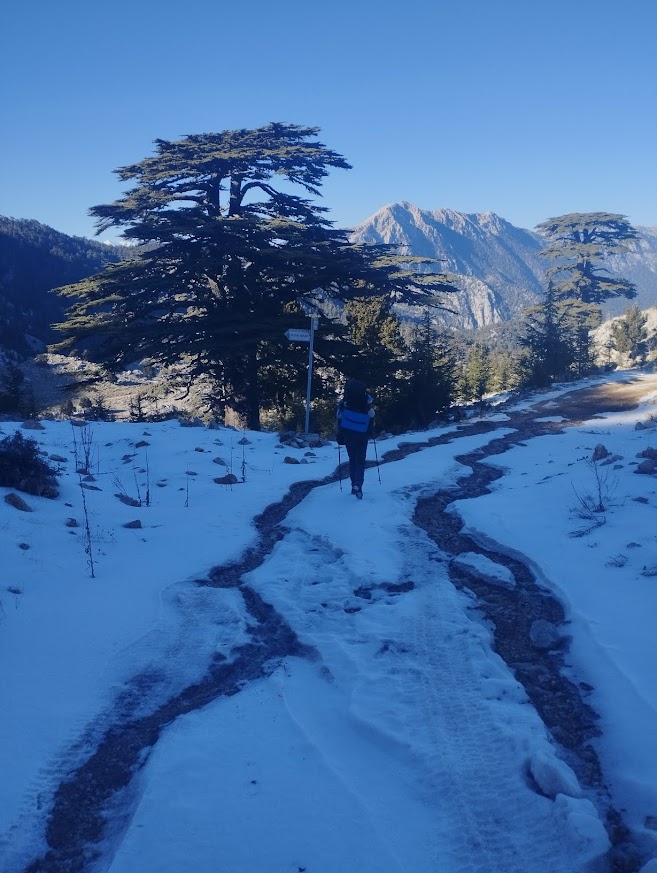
[2, 370, 657, 872]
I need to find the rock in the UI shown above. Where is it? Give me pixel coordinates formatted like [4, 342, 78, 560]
[530, 619, 562, 650]
[194, 447, 205, 453]
[284, 456, 300, 465]
[115, 493, 141, 507]
[634, 459, 657, 475]
[123, 519, 142, 529]
[4, 492, 32, 512]
[18, 543, 30, 550]
[135, 440, 150, 448]
[529, 750, 582, 799]
[304, 451, 317, 457]
[638, 447, 657, 460]
[82, 474, 96, 482]
[81, 483, 102, 491]
[185, 470, 198, 476]
[178, 417, 204, 427]
[238, 437, 251, 445]
[591, 444, 610, 462]
[21, 419, 45, 430]
[65, 518, 79, 528]
[49, 454, 68, 463]
[213, 457, 227, 466]
[214, 473, 239, 485]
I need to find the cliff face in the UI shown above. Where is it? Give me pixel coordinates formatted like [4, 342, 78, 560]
[351, 203, 657, 328]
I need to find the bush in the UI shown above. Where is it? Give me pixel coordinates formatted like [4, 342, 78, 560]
[0, 431, 59, 498]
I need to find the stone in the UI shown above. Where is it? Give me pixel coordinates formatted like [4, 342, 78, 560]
[65, 518, 79, 528]
[634, 459, 657, 474]
[591, 444, 610, 462]
[530, 619, 562, 650]
[18, 543, 30, 550]
[284, 456, 300, 465]
[214, 473, 239, 485]
[115, 493, 141, 507]
[49, 454, 68, 463]
[238, 437, 251, 445]
[213, 457, 227, 466]
[21, 419, 45, 430]
[638, 447, 657, 460]
[135, 440, 150, 448]
[4, 492, 32, 512]
[123, 519, 142, 529]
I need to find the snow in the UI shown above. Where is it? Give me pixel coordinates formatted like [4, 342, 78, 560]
[2, 372, 657, 871]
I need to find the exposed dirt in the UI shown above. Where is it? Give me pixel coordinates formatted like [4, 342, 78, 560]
[21, 373, 657, 873]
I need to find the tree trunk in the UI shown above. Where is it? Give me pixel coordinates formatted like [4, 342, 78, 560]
[224, 352, 261, 430]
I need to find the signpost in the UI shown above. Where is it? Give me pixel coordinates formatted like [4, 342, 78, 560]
[284, 316, 318, 435]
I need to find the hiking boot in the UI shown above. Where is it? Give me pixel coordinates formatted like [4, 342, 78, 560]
[352, 485, 363, 499]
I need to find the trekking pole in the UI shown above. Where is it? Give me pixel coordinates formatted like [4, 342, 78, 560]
[372, 435, 381, 484]
[338, 444, 343, 491]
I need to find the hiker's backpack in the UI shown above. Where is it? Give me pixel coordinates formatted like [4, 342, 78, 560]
[338, 380, 372, 435]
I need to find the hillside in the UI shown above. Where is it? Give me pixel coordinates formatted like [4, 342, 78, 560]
[351, 203, 657, 328]
[0, 216, 127, 354]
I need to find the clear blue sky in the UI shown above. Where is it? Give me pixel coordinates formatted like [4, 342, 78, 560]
[2, 0, 656, 241]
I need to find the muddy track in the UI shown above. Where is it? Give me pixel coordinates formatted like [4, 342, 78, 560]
[22, 376, 657, 873]
[405, 377, 657, 873]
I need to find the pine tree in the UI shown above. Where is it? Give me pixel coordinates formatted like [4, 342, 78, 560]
[53, 124, 458, 429]
[535, 212, 638, 379]
[519, 282, 576, 386]
[461, 344, 492, 406]
[403, 311, 455, 426]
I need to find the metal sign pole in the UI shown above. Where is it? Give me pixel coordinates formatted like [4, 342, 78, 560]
[304, 316, 317, 435]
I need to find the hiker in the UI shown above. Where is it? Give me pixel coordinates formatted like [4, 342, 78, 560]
[336, 378, 375, 499]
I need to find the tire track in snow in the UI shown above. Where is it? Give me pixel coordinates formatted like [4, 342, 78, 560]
[408, 380, 657, 873]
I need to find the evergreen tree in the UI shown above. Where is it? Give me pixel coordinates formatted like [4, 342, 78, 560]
[402, 311, 455, 426]
[611, 304, 648, 362]
[53, 124, 457, 429]
[535, 212, 638, 379]
[519, 282, 576, 386]
[461, 344, 492, 406]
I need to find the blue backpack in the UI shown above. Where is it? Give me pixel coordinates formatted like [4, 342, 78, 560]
[338, 380, 372, 436]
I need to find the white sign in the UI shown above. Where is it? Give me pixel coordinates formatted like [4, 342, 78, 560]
[284, 329, 311, 342]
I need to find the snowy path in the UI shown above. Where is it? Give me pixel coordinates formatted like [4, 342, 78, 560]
[6, 375, 657, 873]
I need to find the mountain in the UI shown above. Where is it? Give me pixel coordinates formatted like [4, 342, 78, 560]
[0, 216, 127, 354]
[351, 203, 657, 328]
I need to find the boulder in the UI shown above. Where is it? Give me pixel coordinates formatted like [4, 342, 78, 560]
[115, 493, 141, 507]
[591, 444, 610, 462]
[4, 492, 32, 512]
[530, 619, 563, 650]
[214, 473, 239, 485]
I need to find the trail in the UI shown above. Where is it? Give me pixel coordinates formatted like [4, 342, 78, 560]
[14, 374, 657, 873]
